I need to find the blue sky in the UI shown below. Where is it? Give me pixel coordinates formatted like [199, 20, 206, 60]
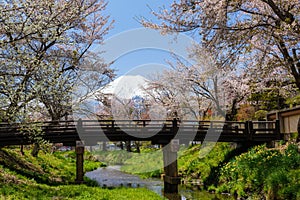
[104, 0, 172, 36]
[93, 0, 196, 77]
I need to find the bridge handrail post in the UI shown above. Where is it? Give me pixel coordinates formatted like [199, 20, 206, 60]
[246, 121, 253, 141]
[171, 118, 178, 136]
[235, 125, 238, 134]
[77, 118, 83, 134]
[172, 118, 178, 128]
[111, 120, 115, 129]
[244, 121, 249, 136]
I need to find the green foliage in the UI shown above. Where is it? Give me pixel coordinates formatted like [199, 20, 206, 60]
[254, 110, 268, 120]
[286, 93, 300, 107]
[178, 143, 233, 184]
[217, 144, 300, 199]
[290, 132, 299, 141]
[248, 89, 287, 111]
[19, 122, 45, 144]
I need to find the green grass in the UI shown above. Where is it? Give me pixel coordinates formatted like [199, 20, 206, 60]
[92, 150, 133, 165]
[0, 184, 164, 200]
[121, 148, 163, 178]
[0, 147, 165, 200]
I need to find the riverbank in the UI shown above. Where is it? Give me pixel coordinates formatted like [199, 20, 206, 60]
[0, 147, 164, 199]
[93, 142, 300, 199]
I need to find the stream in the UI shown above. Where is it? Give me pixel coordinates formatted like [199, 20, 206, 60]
[85, 166, 234, 200]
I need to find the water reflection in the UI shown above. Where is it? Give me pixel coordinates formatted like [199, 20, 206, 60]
[179, 186, 234, 200]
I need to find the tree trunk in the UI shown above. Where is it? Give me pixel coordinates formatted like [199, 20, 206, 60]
[20, 145, 24, 155]
[31, 143, 40, 157]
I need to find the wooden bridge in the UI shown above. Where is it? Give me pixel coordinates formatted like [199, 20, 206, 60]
[0, 119, 281, 146]
[0, 119, 282, 195]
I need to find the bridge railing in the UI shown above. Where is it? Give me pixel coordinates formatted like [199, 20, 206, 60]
[75, 119, 172, 127]
[248, 120, 281, 140]
[251, 121, 279, 134]
[76, 120, 248, 136]
[0, 119, 280, 135]
[0, 119, 279, 129]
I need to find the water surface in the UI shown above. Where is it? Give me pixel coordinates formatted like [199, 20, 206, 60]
[85, 166, 234, 200]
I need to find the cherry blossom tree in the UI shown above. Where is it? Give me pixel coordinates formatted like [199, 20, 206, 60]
[222, 72, 251, 120]
[144, 47, 229, 120]
[0, 0, 113, 122]
[141, 0, 300, 90]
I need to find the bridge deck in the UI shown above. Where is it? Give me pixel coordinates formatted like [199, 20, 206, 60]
[0, 119, 282, 146]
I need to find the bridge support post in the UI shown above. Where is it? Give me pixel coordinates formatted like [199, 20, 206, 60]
[162, 139, 181, 195]
[75, 141, 85, 183]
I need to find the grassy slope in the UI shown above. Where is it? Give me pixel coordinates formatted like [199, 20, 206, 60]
[0, 147, 164, 200]
[215, 143, 300, 199]
[177, 142, 233, 186]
